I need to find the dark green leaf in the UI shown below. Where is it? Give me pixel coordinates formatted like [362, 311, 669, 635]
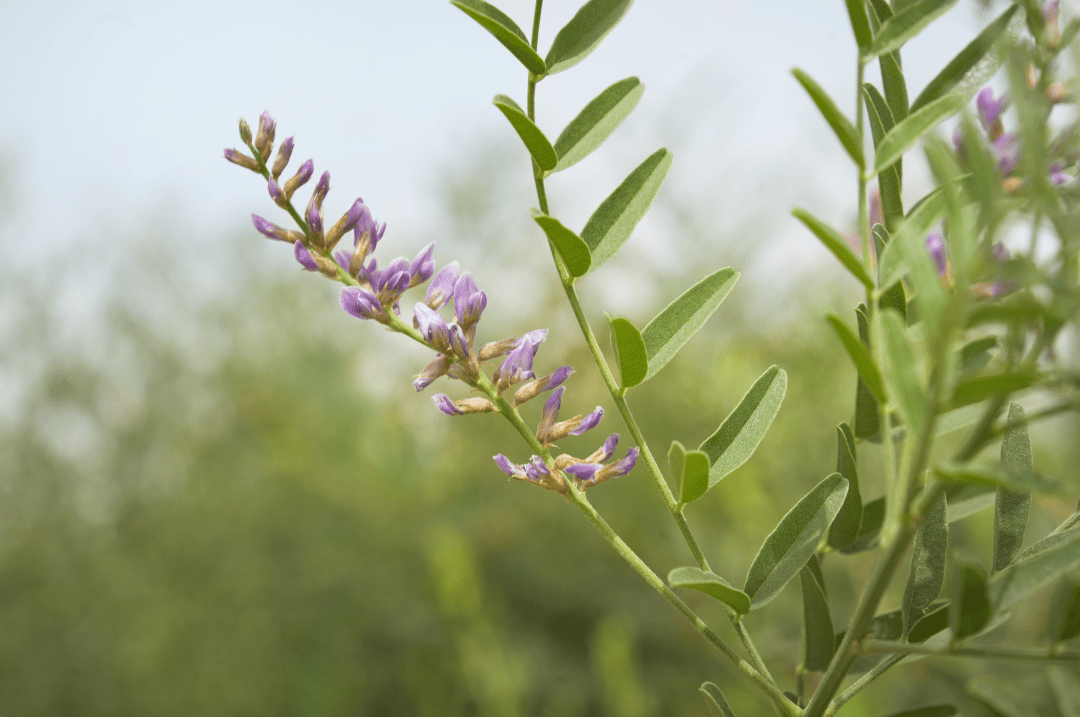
[868, 0, 959, 58]
[995, 402, 1032, 571]
[744, 473, 849, 609]
[641, 267, 739, 382]
[1049, 579, 1080, 643]
[668, 567, 752, 615]
[451, 0, 546, 75]
[864, 83, 896, 146]
[792, 208, 875, 290]
[880, 309, 927, 438]
[908, 603, 950, 643]
[949, 371, 1041, 409]
[874, 93, 966, 175]
[700, 366, 787, 489]
[879, 280, 908, 322]
[951, 560, 992, 639]
[826, 312, 887, 404]
[990, 529, 1080, 611]
[700, 682, 738, 717]
[841, 496, 885, 554]
[903, 490, 948, 634]
[553, 77, 644, 171]
[910, 5, 1021, 112]
[854, 306, 881, 441]
[800, 556, 835, 671]
[828, 423, 863, 550]
[933, 464, 1062, 496]
[544, 0, 632, 75]
[530, 209, 591, 276]
[670, 440, 711, 506]
[492, 95, 558, 171]
[959, 336, 999, 374]
[844, 0, 873, 50]
[607, 316, 647, 388]
[792, 69, 865, 170]
[884, 707, 957, 717]
[581, 148, 672, 272]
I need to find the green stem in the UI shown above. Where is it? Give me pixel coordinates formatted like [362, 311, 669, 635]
[824, 654, 905, 717]
[861, 639, 1080, 662]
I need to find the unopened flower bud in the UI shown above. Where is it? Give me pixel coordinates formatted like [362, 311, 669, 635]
[223, 148, 260, 172]
[294, 241, 318, 271]
[340, 286, 384, 321]
[409, 243, 437, 287]
[1027, 64, 1039, 89]
[425, 262, 460, 309]
[251, 214, 300, 243]
[238, 118, 253, 144]
[324, 198, 367, 251]
[514, 365, 574, 406]
[1048, 81, 1067, 104]
[433, 394, 496, 415]
[283, 159, 314, 200]
[271, 136, 295, 179]
[414, 354, 452, 392]
[254, 110, 276, 159]
[268, 177, 287, 207]
[307, 201, 325, 249]
[1003, 176, 1023, 194]
[311, 251, 340, 279]
[453, 273, 487, 330]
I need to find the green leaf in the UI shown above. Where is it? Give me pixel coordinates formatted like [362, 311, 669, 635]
[1016, 510, 1080, 563]
[699, 682, 738, 717]
[948, 371, 1040, 409]
[903, 490, 948, 634]
[844, 0, 873, 50]
[841, 496, 885, 553]
[828, 423, 863, 550]
[826, 312, 887, 404]
[792, 208, 875, 290]
[932, 464, 1062, 496]
[492, 95, 558, 171]
[553, 77, 644, 172]
[878, 186, 948, 290]
[681, 451, 710, 505]
[641, 267, 739, 382]
[950, 559, 992, 639]
[868, 0, 959, 58]
[668, 567, 752, 615]
[881, 50, 910, 124]
[1048, 578, 1080, 643]
[990, 529, 1080, 611]
[854, 306, 881, 441]
[864, 84, 905, 230]
[700, 366, 787, 489]
[880, 309, 927, 438]
[744, 473, 849, 609]
[529, 209, 591, 276]
[910, 5, 1021, 112]
[884, 707, 957, 717]
[946, 485, 996, 523]
[800, 556, 835, 671]
[668, 440, 686, 494]
[607, 315, 647, 388]
[908, 603, 950, 643]
[544, 0, 632, 75]
[792, 69, 865, 170]
[959, 336, 999, 374]
[1049, 665, 1080, 717]
[581, 148, 672, 272]
[995, 402, 1032, 571]
[874, 93, 966, 175]
[450, 0, 547, 75]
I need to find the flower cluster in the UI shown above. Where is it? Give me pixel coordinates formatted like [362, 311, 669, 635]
[225, 111, 639, 495]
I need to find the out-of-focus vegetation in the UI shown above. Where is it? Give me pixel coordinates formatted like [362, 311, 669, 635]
[1, 151, 1077, 717]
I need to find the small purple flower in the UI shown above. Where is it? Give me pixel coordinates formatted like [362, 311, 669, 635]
[268, 177, 287, 205]
[926, 233, 948, 277]
[433, 394, 465, 415]
[542, 365, 574, 391]
[977, 88, 1008, 132]
[454, 273, 487, 329]
[494, 454, 527, 478]
[414, 354, 452, 392]
[294, 240, 318, 271]
[569, 406, 604, 435]
[254, 110, 276, 157]
[223, 147, 260, 171]
[409, 243, 437, 287]
[272, 136, 295, 179]
[414, 303, 452, 350]
[993, 132, 1021, 175]
[497, 329, 548, 387]
[589, 434, 620, 464]
[565, 462, 601, 482]
[567, 447, 640, 487]
[372, 257, 412, 300]
[252, 214, 291, 242]
[992, 242, 1009, 263]
[448, 324, 471, 359]
[339, 286, 383, 320]
[524, 456, 552, 482]
[307, 200, 324, 244]
[352, 204, 386, 252]
[426, 262, 460, 309]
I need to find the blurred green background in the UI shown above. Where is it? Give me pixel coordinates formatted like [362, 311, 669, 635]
[2, 137, 1078, 717]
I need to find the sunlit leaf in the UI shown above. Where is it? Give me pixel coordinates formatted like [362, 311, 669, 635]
[995, 402, 1032, 571]
[641, 267, 739, 382]
[1015, 510, 1080, 563]
[792, 208, 875, 290]
[744, 473, 849, 609]
[607, 315, 647, 388]
[792, 69, 865, 170]
[948, 371, 1041, 409]
[681, 450, 710, 505]
[581, 148, 672, 272]
[545, 0, 632, 75]
[881, 50, 910, 123]
[868, 0, 959, 58]
[864, 84, 905, 230]
[451, 0, 547, 75]
[903, 490, 947, 634]
[553, 77, 644, 171]
[530, 209, 591, 276]
[700, 366, 787, 489]
[668, 567, 751, 615]
[493, 95, 558, 171]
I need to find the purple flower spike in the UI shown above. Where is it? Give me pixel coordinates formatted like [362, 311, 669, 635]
[454, 273, 487, 329]
[926, 233, 948, 277]
[993, 132, 1021, 175]
[433, 394, 465, 415]
[977, 88, 1008, 132]
[294, 240, 318, 271]
[494, 454, 526, 478]
[339, 286, 383, 320]
[426, 262, 460, 309]
[570, 406, 604, 436]
[409, 243, 437, 286]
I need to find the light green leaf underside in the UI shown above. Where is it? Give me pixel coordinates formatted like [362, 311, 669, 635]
[792, 208, 875, 290]
[902, 490, 947, 634]
[607, 315, 647, 388]
[826, 312, 887, 404]
[700, 682, 738, 717]
[529, 209, 591, 276]
[553, 77, 643, 172]
[668, 567, 752, 615]
[792, 68, 864, 170]
[994, 402, 1032, 571]
[544, 0, 632, 75]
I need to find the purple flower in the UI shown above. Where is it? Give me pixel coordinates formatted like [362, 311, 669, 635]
[294, 240, 318, 271]
[1050, 161, 1069, 186]
[307, 200, 325, 244]
[566, 447, 640, 487]
[524, 456, 552, 482]
[223, 148, 260, 172]
[339, 286, 383, 320]
[425, 262, 460, 309]
[492, 454, 566, 493]
[977, 88, 1008, 132]
[352, 204, 385, 251]
[372, 257, 412, 300]
[414, 303, 452, 351]
[409, 243, 436, 287]
[565, 462, 601, 482]
[570, 406, 604, 435]
[252, 214, 292, 242]
[454, 273, 487, 329]
[536, 386, 604, 444]
[271, 136, 295, 179]
[254, 110, 276, 157]
[992, 242, 1009, 263]
[926, 233, 948, 277]
[497, 329, 548, 388]
[414, 354, 452, 392]
[268, 177, 287, 206]
[494, 454, 527, 478]
[993, 132, 1021, 175]
[432, 394, 495, 414]
[433, 394, 465, 415]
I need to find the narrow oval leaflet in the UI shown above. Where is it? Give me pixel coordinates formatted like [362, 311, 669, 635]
[792, 209, 875, 290]
[868, 0, 959, 58]
[744, 473, 849, 610]
[699, 682, 738, 717]
[950, 560, 992, 640]
[668, 567, 752, 615]
[880, 309, 927, 439]
[553, 77, 644, 172]
[994, 402, 1032, 571]
[827, 423, 863, 550]
[949, 372, 1039, 410]
[880, 48, 909, 123]
[800, 556, 835, 672]
[863, 83, 904, 229]
[990, 529, 1080, 612]
[641, 267, 739, 382]
[854, 305, 881, 441]
[544, 0, 633, 75]
[581, 148, 672, 272]
[873, 93, 966, 175]
[843, 0, 872, 50]
[529, 209, 591, 276]
[902, 490, 947, 634]
[607, 315, 647, 388]
[680, 450, 710, 506]
[493, 95, 558, 172]
[826, 312, 887, 405]
[884, 707, 957, 717]
[791, 69, 865, 170]
[450, 0, 547, 76]
[699, 366, 788, 489]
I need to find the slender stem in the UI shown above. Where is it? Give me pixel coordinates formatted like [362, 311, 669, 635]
[861, 640, 1080, 662]
[824, 654, 905, 717]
